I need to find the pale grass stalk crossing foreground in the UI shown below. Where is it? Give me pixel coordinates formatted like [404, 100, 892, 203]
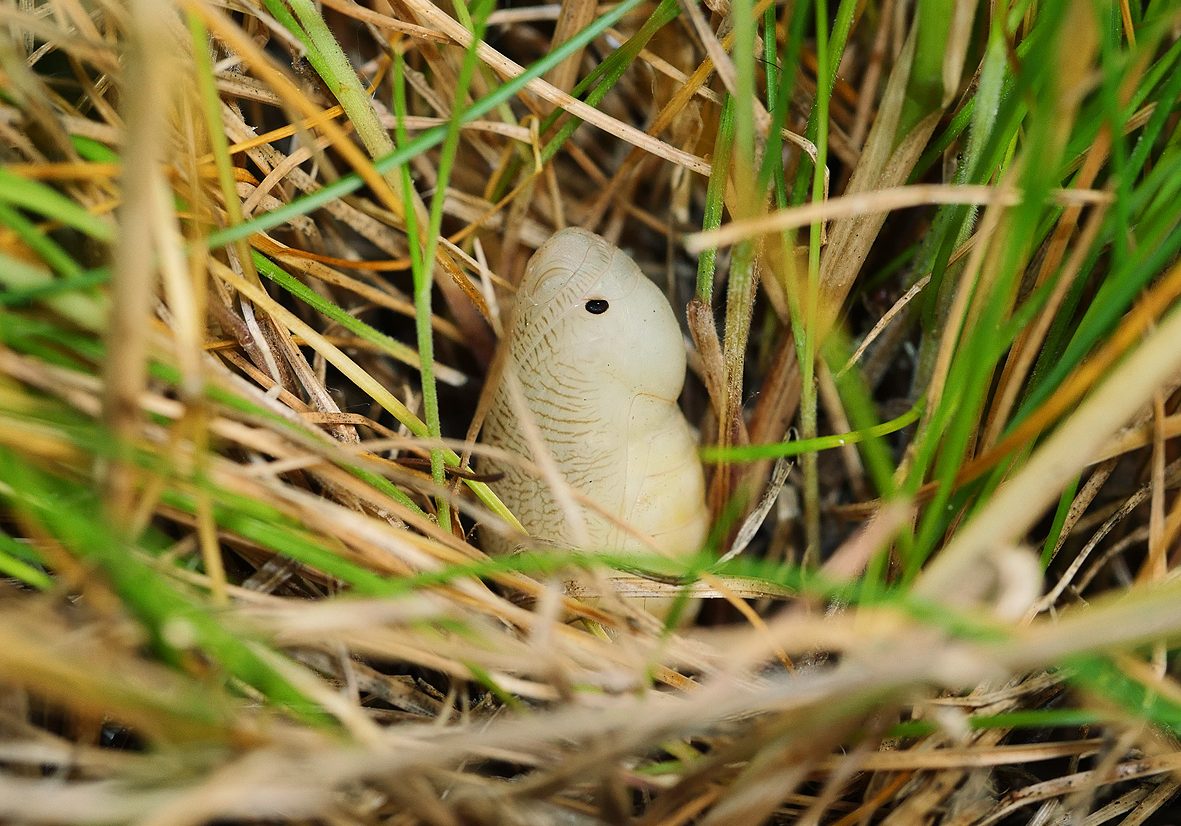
[685, 183, 1114, 253]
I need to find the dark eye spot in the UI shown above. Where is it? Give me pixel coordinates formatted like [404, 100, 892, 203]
[585, 299, 609, 315]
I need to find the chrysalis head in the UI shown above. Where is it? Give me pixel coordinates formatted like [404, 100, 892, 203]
[510, 228, 686, 401]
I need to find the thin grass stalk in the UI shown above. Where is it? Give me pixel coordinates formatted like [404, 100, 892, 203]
[540, 0, 681, 166]
[758, 3, 810, 489]
[416, 0, 494, 531]
[788, 0, 855, 205]
[448, 0, 519, 128]
[756, 0, 808, 200]
[695, 96, 735, 304]
[481, 0, 681, 205]
[900, 0, 957, 135]
[389, 60, 436, 508]
[700, 404, 920, 462]
[0, 202, 82, 278]
[731, 0, 757, 200]
[0, 168, 115, 242]
[0, 531, 53, 591]
[0, 254, 107, 332]
[250, 253, 462, 384]
[799, 0, 832, 565]
[103, 0, 178, 522]
[187, 13, 246, 607]
[284, 0, 403, 196]
[714, 0, 763, 530]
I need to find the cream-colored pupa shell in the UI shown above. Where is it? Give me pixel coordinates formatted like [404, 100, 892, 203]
[481, 228, 708, 566]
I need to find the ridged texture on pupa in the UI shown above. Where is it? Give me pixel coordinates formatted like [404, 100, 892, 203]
[481, 228, 708, 563]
